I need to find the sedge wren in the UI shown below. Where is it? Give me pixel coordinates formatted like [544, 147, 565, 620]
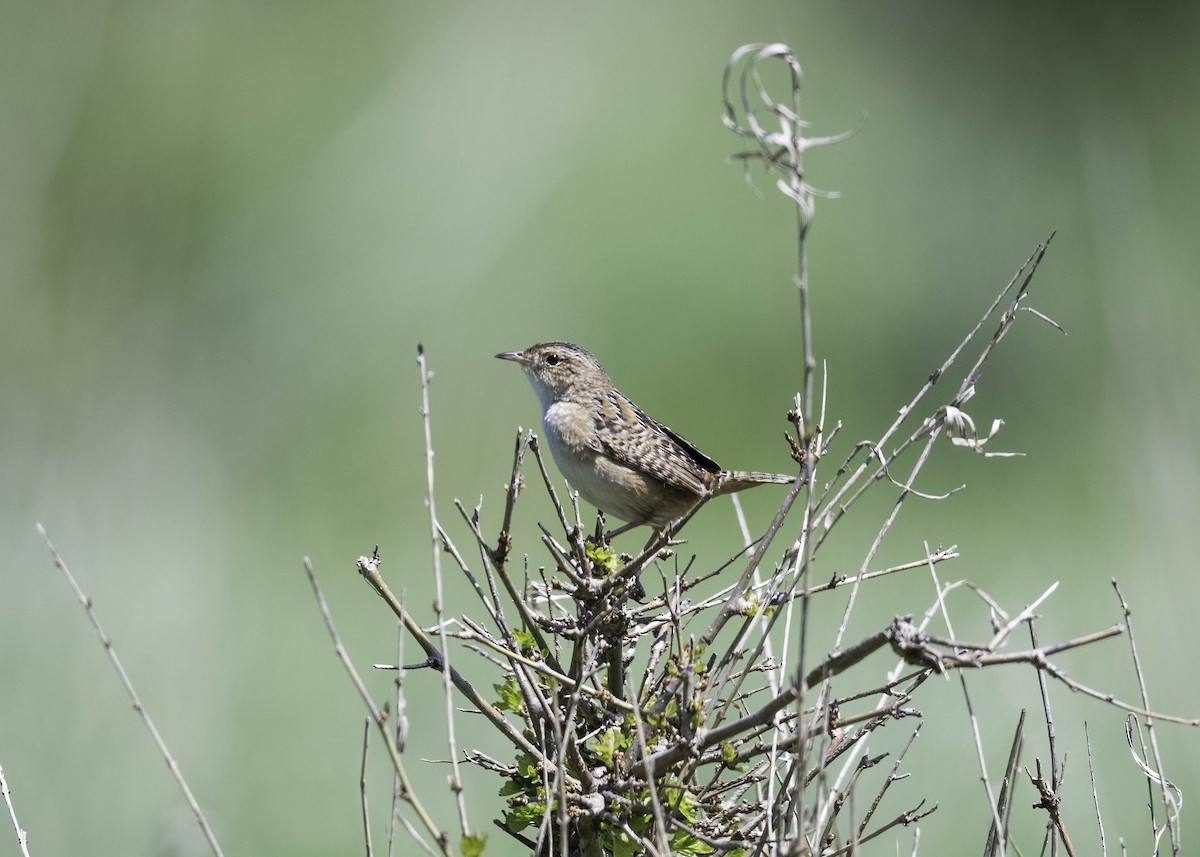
[496, 342, 794, 536]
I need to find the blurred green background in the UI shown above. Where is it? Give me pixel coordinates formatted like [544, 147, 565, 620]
[3, 1, 1198, 854]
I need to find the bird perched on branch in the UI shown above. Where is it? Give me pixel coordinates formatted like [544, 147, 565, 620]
[496, 341, 794, 538]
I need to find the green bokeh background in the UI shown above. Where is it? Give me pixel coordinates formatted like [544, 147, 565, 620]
[4, 2, 1198, 854]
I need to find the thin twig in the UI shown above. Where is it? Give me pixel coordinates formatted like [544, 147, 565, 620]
[1029, 619, 1062, 857]
[388, 616, 409, 857]
[495, 429, 531, 568]
[453, 500, 564, 677]
[36, 523, 225, 857]
[1113, 579, 1180, 855]
[355, 553, 544, 760]
[305, 558, 447, 857]
[1084, 722, 1107, 857]
[983, 710, 1024, 857]
[0, 765, 31, 857]
[416, 345, 471, 838]
[833, 431, 940, 652]
[856, 723, 924, 836]
[1027, 758, 1078, 857]
[813, 237, 1054, 553]
[361, 719, 375, 857]
[959, 672, 1006, 856]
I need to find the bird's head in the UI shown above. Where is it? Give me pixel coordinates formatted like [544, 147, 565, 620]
[495, 341, 611, 409]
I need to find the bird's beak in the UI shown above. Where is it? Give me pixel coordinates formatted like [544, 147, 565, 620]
[495, 350, 530, 366]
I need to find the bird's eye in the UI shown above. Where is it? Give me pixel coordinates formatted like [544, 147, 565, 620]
[545, 354, 561, 366]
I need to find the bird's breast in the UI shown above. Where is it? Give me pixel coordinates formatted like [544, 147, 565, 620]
[542, 400, 595, 455]
[541, 400, 673, 525]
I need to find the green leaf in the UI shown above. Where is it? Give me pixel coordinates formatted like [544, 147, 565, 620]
[515, 752, 540, 781]
[586, 542, 620, 573]
[503, 801, 545, 833]
[601, 825, 637, 857]
[460, 832, 488, 857]
[492, 675, 523, 712]
[658, 782, 700, 823]
[498, 779, 525, 797]
[511, 626, 545, 659]
[588, 726, 631, 770]
[669, 828, 715, 856]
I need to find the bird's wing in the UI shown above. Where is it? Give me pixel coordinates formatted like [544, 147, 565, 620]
[594, 389, 720, 496]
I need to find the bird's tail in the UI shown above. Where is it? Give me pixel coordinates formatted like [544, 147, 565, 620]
[715, 470, 797, 495]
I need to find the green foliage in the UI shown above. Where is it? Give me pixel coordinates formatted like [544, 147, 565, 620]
[511, 625, 545, 660]
[598, 781, 713, 857]
[499, 751, 547, 833]
[497, 700, 723, 852]
[460, 832, 488, 857]
[669, 829, 715, 856]
[587, 726, 631, 770]
[586, 541, 621, 574]
[492, 674, 524, 713]
[719, 741, 745, 772]
[503, 800, 546, 834]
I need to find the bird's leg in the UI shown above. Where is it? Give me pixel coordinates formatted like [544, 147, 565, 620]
[651, 514, 692, 550]
[602, 517, 646, 542]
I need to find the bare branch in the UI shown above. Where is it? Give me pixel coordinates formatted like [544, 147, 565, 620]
[37, 524, 225, 857]
[0, 765, 31, 857]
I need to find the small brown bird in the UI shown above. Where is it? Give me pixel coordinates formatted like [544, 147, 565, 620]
[496, 342, 793, 537]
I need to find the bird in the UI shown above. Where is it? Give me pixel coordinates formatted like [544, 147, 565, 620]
[496, 341, 794, 538]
